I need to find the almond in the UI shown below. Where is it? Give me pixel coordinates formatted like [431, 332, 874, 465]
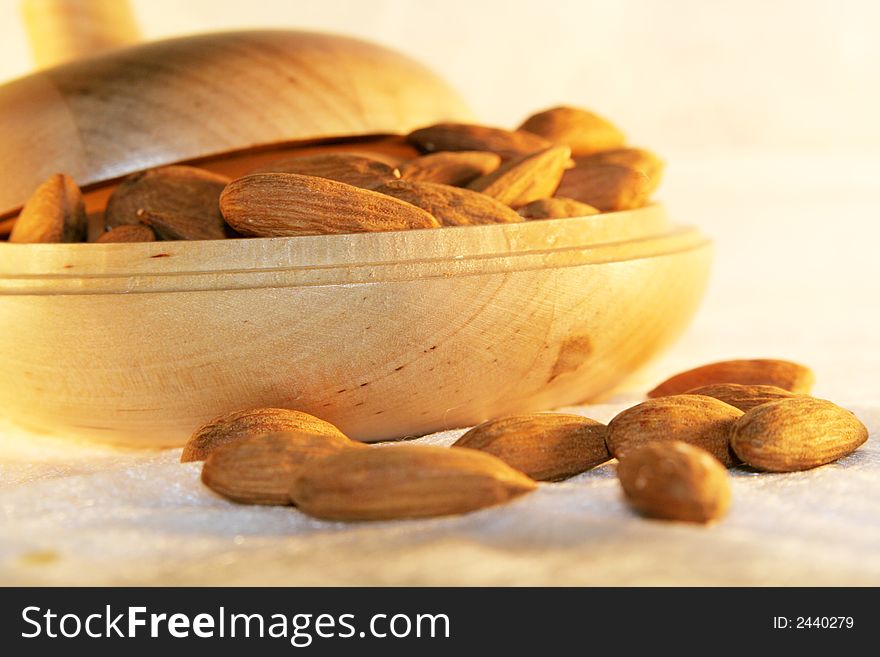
[518, 106, 625, 156]
[290, 444, 537, 520]
[0, 217, 16, 238]
[683, 383, 799, 413]
[730, 397, 868, 472]
[649, 359, 815, 397]
[453, 413, 610, 481]
[251, 153, 400, 190]
[406, 123, 551, 159]
[8, 174, 86, 243]
[517, 197, 600, 219]
[220, 173, 440, 237]
[575, 147, 664, 187]
[468, 146, 573, 208]
[181, 407, 350, 462]
[554, 163, 651, 212]
[399, 151, 502, 186]
[374, 180, 523, 226]
[95, 224, 157, 243]
[105, 166, 230, 240]
[606, 395, 743, 466]
[202, 431, 362, 505]
[140, 210, 228, 241]
[617, 440, 731, 524]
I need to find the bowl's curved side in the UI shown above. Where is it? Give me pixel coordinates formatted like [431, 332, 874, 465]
[0, 29, 472, 217]
[0, 231, 711, 445]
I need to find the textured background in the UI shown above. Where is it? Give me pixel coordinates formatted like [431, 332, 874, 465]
[1, 0, 879, 585]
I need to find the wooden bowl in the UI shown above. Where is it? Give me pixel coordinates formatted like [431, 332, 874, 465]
[0, 24, 711, 445]
[0, 204, 710, 446]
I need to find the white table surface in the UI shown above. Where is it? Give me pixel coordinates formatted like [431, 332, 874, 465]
[2, 153, 878, 586]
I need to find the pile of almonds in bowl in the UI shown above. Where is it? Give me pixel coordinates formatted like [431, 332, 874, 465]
[181, 358, 868, 525]
[1, 106, 664, 243]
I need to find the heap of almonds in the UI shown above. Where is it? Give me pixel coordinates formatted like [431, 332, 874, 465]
[1, 106, 663, 244]
[182, 358, 868, 525]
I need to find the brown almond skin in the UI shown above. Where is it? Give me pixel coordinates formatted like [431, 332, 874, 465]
[575, 147, 664, 188]
[1, 216, 17, 238]
[202, 431, 363, 505]
[251, 153, 400, 190]
[453, 413, 610, 481]
[649, 359, 815, 397]
[220, 173, 440, 237]
[95, 224, 157, 243]
[139, 210, 227, 241]
[468, 145, 573, 208]
[555, 163, 651, 212]
[375, 180, 523, 226]
[684, 383, 799, 413]
[406, 123, 551, 159]
[518, 106, 625, 156]
[9, 174, 87, 243]
[105, 165, 230, 239]
[399, 151, 502, 186]
[290, 444, 537, 521]
[182, 408, 349, 462]
[606, 395, 744, 467]
[517, 197, 600, 219]
[731, 398, 868, 472]
[617, 440, 731, 524]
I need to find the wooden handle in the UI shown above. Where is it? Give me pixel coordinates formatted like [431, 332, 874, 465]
[21, 0, 140, 69]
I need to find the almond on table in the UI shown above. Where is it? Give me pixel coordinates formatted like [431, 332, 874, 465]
[730, 397, 868, 472]
[648, 359, 815, 397]
[453, 413, 610, 481]
[617, 440, 731, 524]
[290, 444, 537, 521]
[683, 383, 799, 412]
[606, 395, 743, 467]
[182, 407, 351, 462]
[202, 431, 364, 505]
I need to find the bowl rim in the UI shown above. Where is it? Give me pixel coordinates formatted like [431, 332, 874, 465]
[1, 203, 671, 271]
[0, 204, 711, 295]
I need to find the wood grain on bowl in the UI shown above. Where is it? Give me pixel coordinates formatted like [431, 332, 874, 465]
[0, 205, 711, 446]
